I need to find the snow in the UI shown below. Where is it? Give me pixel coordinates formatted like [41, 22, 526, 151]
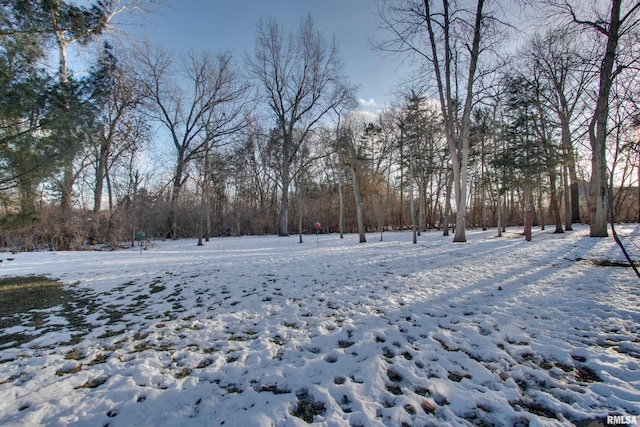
[0, 225, 638, 426]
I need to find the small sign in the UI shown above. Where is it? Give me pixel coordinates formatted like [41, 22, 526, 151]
[313, 222, 322, 229]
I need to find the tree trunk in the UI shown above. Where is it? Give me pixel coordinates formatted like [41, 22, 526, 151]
[563, 164, 572, 231]
[351, 159, 366, 243]
[198, 143, 211, 245]
[279, 130, 294, 237]
[205, 194, 211, 242]
[453, 163, 468, 242]
[56, 33, 73, 219]
[298, 195, 303, 244]
[496, 187, 502, 237]
[398, 134, 404, 231]
[18, 176, 36, 220]
[443, 169, 452, 236]
[559, 113, 579, 227]
[130, 171, 139, 248]
[548, 169, 564, 233]
[410, 149, 417, 244]
[480, 137, 487, 230]
[564, 136, 580, 226]
[589, 0, 623, 237]
[338, 155, 345, 239]
[451, 0, 484, 243]
[197, 187, 205, 246]
[169, 158, 186, 239]
[279, 165, 290, 237]
[93, 138, 108, 215]
[55, 30, 74, 250]
[418, 168, 426, 234]
[423, 0, 484, 243]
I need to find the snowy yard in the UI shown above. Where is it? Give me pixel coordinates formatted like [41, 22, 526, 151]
[0, 225, 638, 426]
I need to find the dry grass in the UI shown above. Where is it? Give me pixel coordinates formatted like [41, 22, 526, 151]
[0, 276, 68, 315]
[0, 276, 83, 348]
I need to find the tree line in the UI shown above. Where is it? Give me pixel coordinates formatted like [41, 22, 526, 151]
[0, 0, 638, 250]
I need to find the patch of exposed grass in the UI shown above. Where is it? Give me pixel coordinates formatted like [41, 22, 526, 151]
[132, 332, 149, 341]
[0, 371, 28, 385]
[515, 400, 558, 420]
[448, 372, 471, 382]
[87, 353, 109, 366]
[0, 276, 68, 319]
[404, 403, 416, 414]
[0, 333, 32, 349]
[195, 358, 214, 369]
[149, 281, 166, 294]
[387, 369, 403, 383]
[577, 257, 640, 267]
[575, 365, 601, 383]
[74, 376, 109, 389]
[97, 329, 126, 339]
[131, 342, 153, 353]
[100, 305, 141, 325]
[174, 367, 191, 379]
[292, 388, 326, 423]
[337, 340, 354, 349]
[64, 349, 85, 360]
[55, 364, 82, 376]
[254, 383, 291, 394]
[0, 276, 111, 349]
[0, 276, 79, 348]
[223, 383, 243, 394]
[385, 383, 403, 395]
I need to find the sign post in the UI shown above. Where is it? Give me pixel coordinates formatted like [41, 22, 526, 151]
[135, 230, 146, 253]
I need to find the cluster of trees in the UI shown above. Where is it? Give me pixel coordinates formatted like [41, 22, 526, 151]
[0, 0, 146, 250]
[377, 0, 640, 241]
[0, 0, 638, 250]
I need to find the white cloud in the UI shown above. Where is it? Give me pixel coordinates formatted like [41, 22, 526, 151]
[357, 97, 377, 108]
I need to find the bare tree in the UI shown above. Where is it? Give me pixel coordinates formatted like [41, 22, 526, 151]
[83, 51, 151, 244]
[91, 53, 148, 216]
[339, 113, 369, 243]
[524, 28, 594, 230]
[136, 45, 248, 238]
[541, 0, 640, 237]
[247, 15, 353, 236]
[376, 0, 500, 242]
[332, 106, 348, 239]
[375, 108, 404, 238]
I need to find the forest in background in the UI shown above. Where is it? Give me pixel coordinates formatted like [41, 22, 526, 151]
[0, 0, 639, 251]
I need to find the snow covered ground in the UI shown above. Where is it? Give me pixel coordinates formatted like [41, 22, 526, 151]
[0, 225, 638, 426]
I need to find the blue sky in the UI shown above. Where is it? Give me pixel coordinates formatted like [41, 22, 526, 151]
[133, 0, 408, 114]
